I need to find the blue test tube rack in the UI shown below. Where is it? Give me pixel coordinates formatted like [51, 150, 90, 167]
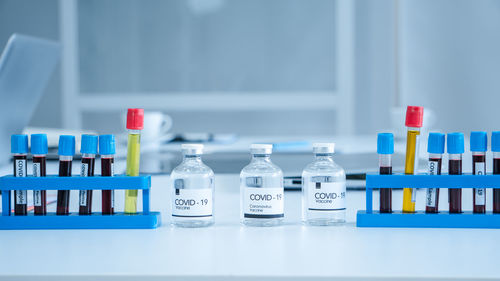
[357, 173, 500, 228]
[0, 175, 161, 230]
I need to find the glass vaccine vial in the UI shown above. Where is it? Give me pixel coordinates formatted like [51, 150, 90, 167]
[425, 132, 444, 213]
[447, 132, 464, 214]
[240, 144, 284, 227]
[31, 134, 48, 215]
[171, 144, 215, 227]
[11, 134, 28, 216]
[470, 131, 487, 214]
[377, 133, 394, 213]
[302, 143, 346, 225]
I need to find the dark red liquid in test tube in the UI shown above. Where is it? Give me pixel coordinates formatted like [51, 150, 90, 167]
[57, 160, 72, 215]
[448, 158, 462, 213]
[33, 156, 47, 215]
[472, 154, 486, 213]
[101, 157, 114, 214]
[13, 155, 27, 215]
[425, 158, 442, 213]
[79, 157, 95, 215]
[379, 166, 392, 213]
[494, 158, 500, 213]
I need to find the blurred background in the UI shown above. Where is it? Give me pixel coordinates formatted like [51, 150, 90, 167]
[1, 0, 499, 174]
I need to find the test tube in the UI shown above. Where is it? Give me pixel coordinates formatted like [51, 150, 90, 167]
[100, 135, 116, 215]
[425, 133, 444, 213]
[11, 135, 28, 216]
[377, 133, 393, 213]
[56, 135, 75, 215]
[124, 108, 144, 214]
[79, 135, 98, 215]
[31, 134, 48, 215]
[470, 131, 487, 214]
[402, 106, 424, 213]
[447, 132, 464, 213]
[492, 132, 500, 213]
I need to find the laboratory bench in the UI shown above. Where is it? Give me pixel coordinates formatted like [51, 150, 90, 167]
[0, 173, 500, 280]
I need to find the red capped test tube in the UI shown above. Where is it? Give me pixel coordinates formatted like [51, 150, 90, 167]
[377, 133, 393, 213]
[425, 133, 444, 213]
[57, 135, 75, 215]
[11, 135, 28, 216]
[447, 133, 464, 213]
[492, 132, 500, 213]
[470, 131, 487, 214]
[79, 135, 98, 215]
[99, 135, 116, 215]
[31, 134, 48, 215]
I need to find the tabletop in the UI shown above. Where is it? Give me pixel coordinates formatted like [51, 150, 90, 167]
[0, 174, 499, 280]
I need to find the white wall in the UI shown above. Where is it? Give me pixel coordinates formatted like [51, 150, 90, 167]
[400, 0, 500, 133]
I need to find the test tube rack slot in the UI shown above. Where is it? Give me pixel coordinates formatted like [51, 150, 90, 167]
[0, 175, 161, 230]
[357, 174, 500, 229]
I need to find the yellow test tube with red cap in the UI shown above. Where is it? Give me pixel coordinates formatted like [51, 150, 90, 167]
[402, 106, 424, 213]
[124, 108, 144, 214]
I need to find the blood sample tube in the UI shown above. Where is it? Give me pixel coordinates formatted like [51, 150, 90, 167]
[56, 135, 75, 215]
[447, 132, 464, 213]
[492, 132, 500, 213]
[99, 134, 116, 215]
[11, 135, 28, 216]
[402, 106, 424, 213]
[31, 134, 48, 215]
[124, 108, 144, 214]
[470, 131, 487, 214]
[425, 133, 444, 213]
[377, 133, 393, 213]
[79, 135, 98, 215]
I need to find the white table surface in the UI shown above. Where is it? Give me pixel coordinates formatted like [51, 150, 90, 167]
[1, 172, 500, 280]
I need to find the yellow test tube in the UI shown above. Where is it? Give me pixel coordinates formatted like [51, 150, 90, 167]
[124, 108, 144, 214]
[402, 106, 424, 213]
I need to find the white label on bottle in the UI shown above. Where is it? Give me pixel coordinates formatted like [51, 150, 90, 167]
[15, 159, 26, 177]
[172, 188, 213, 217]
[307, 181, 346, 211]
[426, 160, 439, 207]
[475, 162, 486, 205]
[79, 163, 89, 206]
[15, 159, 27, 204]
[33, 162, 42, 206]
[243, 187, 284, 218]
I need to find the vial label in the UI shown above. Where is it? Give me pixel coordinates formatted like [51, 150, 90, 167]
[307, 181, 346, 211]
[475, 162, 486, 205]
[172, 188, 213, 217]
[411, 135, 420, 203]
[15, 159, 27, 204]
[16, 190, 27, 204]
[15, 159, 26, 177]
[426, 160, 439, 207]
[243, 187, 284, 218]
[79, 163, 89, 206]
[33, 162, 42, 206]
[111, 163, 115, 208]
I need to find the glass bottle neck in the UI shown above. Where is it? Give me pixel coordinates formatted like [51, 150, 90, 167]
[314, 153, 334, 162]
[251, 154, 272, 162]
[183, 154, 202, 163]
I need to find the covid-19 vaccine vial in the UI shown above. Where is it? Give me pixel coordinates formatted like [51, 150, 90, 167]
[171, 144, 215, 227]
[240, 144, 284, 227]
[302, 143, 346, 226]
